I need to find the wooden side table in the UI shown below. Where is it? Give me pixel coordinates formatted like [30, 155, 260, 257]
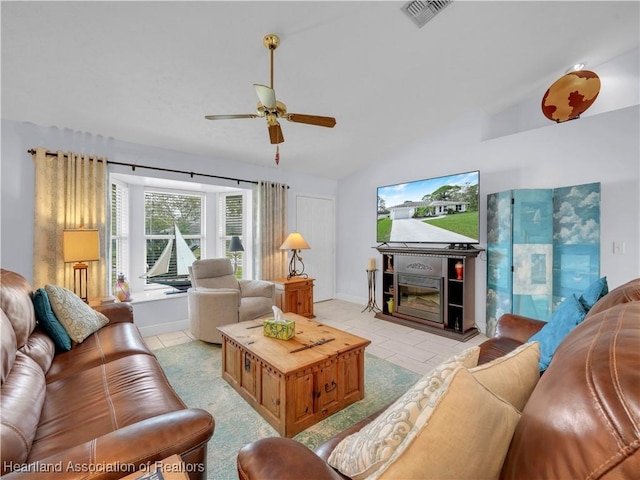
[272, 277, 315, 318]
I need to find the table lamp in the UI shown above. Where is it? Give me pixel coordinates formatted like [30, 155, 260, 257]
[279, 232, 310, 280]
[229, 236, 244, 274]
[63, 229, 99, 303]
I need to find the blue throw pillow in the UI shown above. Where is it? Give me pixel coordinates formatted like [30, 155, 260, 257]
[32, 288, 72, 352]
[529, 294, 587, 372]
[578, 276, 608, 311]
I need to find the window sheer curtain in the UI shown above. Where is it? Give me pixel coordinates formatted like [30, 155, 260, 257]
[32, 147, 109, 296]
[253, 181, 288, 280]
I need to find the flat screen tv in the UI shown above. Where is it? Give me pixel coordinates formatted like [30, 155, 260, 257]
[377, 170, 480, 245]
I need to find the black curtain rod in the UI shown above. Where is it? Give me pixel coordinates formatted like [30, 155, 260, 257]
[27, 148, 259, 186]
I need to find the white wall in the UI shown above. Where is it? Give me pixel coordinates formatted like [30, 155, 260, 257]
[0, 121, 337, 281]
[1, 121, 337, 334]
[486, 48, 640, 140]
[3, 48, 638, 336]
[336, 105, 639, 334]
[335, 47, 640, 335]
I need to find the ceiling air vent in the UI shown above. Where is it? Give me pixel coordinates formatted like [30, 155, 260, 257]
[402, 0, 453, 28]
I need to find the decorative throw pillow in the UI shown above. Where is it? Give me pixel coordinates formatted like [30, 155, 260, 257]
[578, 276, 608, 311]
[372, 368, 521, 480]
[529, 294, 587, 371]
[32, 288, 72, 352]
[327, 346, 480, 479]
[44, 285, 109, 343]
[469, 341, 540, 411]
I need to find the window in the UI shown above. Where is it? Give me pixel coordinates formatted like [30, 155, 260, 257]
[109, 172, 250, 292]
[221, 193, 244, 278]
[111, 181, 129, 288]
[144, 190, 203, 286]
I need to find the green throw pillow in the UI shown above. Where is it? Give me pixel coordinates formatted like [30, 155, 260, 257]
[44, 285, 109, 343]
[32, 288, 72, 352]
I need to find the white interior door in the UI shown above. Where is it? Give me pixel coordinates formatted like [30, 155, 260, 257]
[296, 195, 334, 302]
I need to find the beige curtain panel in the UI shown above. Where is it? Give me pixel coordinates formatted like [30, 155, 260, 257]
[253, 181, 288, 281]
[32, 147, 108, 297]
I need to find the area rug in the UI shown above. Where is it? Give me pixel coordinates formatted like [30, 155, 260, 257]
[154, 340, 421, 480]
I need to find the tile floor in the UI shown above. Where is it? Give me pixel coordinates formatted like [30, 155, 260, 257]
[143, 299, 488, 375]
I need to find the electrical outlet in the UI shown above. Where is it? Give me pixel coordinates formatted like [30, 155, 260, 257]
[613, 241, 626, 254]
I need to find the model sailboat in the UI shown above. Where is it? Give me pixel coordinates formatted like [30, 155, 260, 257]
[143, 224, 197, 291]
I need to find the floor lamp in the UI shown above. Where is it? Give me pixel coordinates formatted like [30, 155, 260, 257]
[63, 229, 99, 303]
[280, 232, 310, 280]
[229, 236, 244, 274]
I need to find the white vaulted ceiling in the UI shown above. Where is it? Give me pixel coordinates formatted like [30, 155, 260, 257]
[2, 1, 638, 179]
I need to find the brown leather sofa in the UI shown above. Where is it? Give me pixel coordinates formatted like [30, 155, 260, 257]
[237, 278, 640, 479]
[0, 269, 215, 479]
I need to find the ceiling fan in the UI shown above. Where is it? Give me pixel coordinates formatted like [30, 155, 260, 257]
[205, 34, 336, 147]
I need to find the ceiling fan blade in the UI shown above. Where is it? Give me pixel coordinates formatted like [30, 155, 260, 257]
[287, 114, 336, 128]
[204, 114, 258, 120]
[268, 123, 284, 144]
[254, 84, 276, 109]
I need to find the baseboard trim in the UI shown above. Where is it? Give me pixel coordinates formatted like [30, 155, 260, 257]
[139, 319, 189, 337]
[334, 293, 368, 305]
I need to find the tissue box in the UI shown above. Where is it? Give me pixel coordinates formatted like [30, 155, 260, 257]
[263, 318, 296, 340]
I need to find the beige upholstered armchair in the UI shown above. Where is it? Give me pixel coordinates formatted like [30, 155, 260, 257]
[187, 258, 275, 343]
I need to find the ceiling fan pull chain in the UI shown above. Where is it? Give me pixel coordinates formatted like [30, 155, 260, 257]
[275, 144, 280, 165]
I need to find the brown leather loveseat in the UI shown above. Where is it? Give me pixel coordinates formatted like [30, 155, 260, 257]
[0, 269, 215, 479]
[237, 278, 640, 479]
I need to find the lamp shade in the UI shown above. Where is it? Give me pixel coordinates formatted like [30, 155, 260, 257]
[279, 232, 310, 251]
[63, 229, 100, 263]
[229, 236, 244, 252]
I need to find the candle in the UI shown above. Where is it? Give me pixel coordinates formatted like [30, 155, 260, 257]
[367, 257, 376, 270]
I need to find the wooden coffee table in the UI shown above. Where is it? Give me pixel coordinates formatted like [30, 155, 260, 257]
[218, 313, 371, 437]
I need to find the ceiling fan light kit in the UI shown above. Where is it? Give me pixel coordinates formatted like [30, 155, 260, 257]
[205, 33, 337, 165]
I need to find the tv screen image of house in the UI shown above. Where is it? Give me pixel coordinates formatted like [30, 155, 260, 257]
[377, 171, 480, 244]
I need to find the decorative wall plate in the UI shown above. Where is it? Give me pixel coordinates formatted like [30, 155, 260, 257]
[541, 70, 601, 123]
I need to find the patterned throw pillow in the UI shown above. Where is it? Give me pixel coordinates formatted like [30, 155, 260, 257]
[32, 288, 72, 352]
[373, 368, 521, 480]
[327, 346, 480, 479]
[469, 341, 540, 411]
[44, 285, 109, 343]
